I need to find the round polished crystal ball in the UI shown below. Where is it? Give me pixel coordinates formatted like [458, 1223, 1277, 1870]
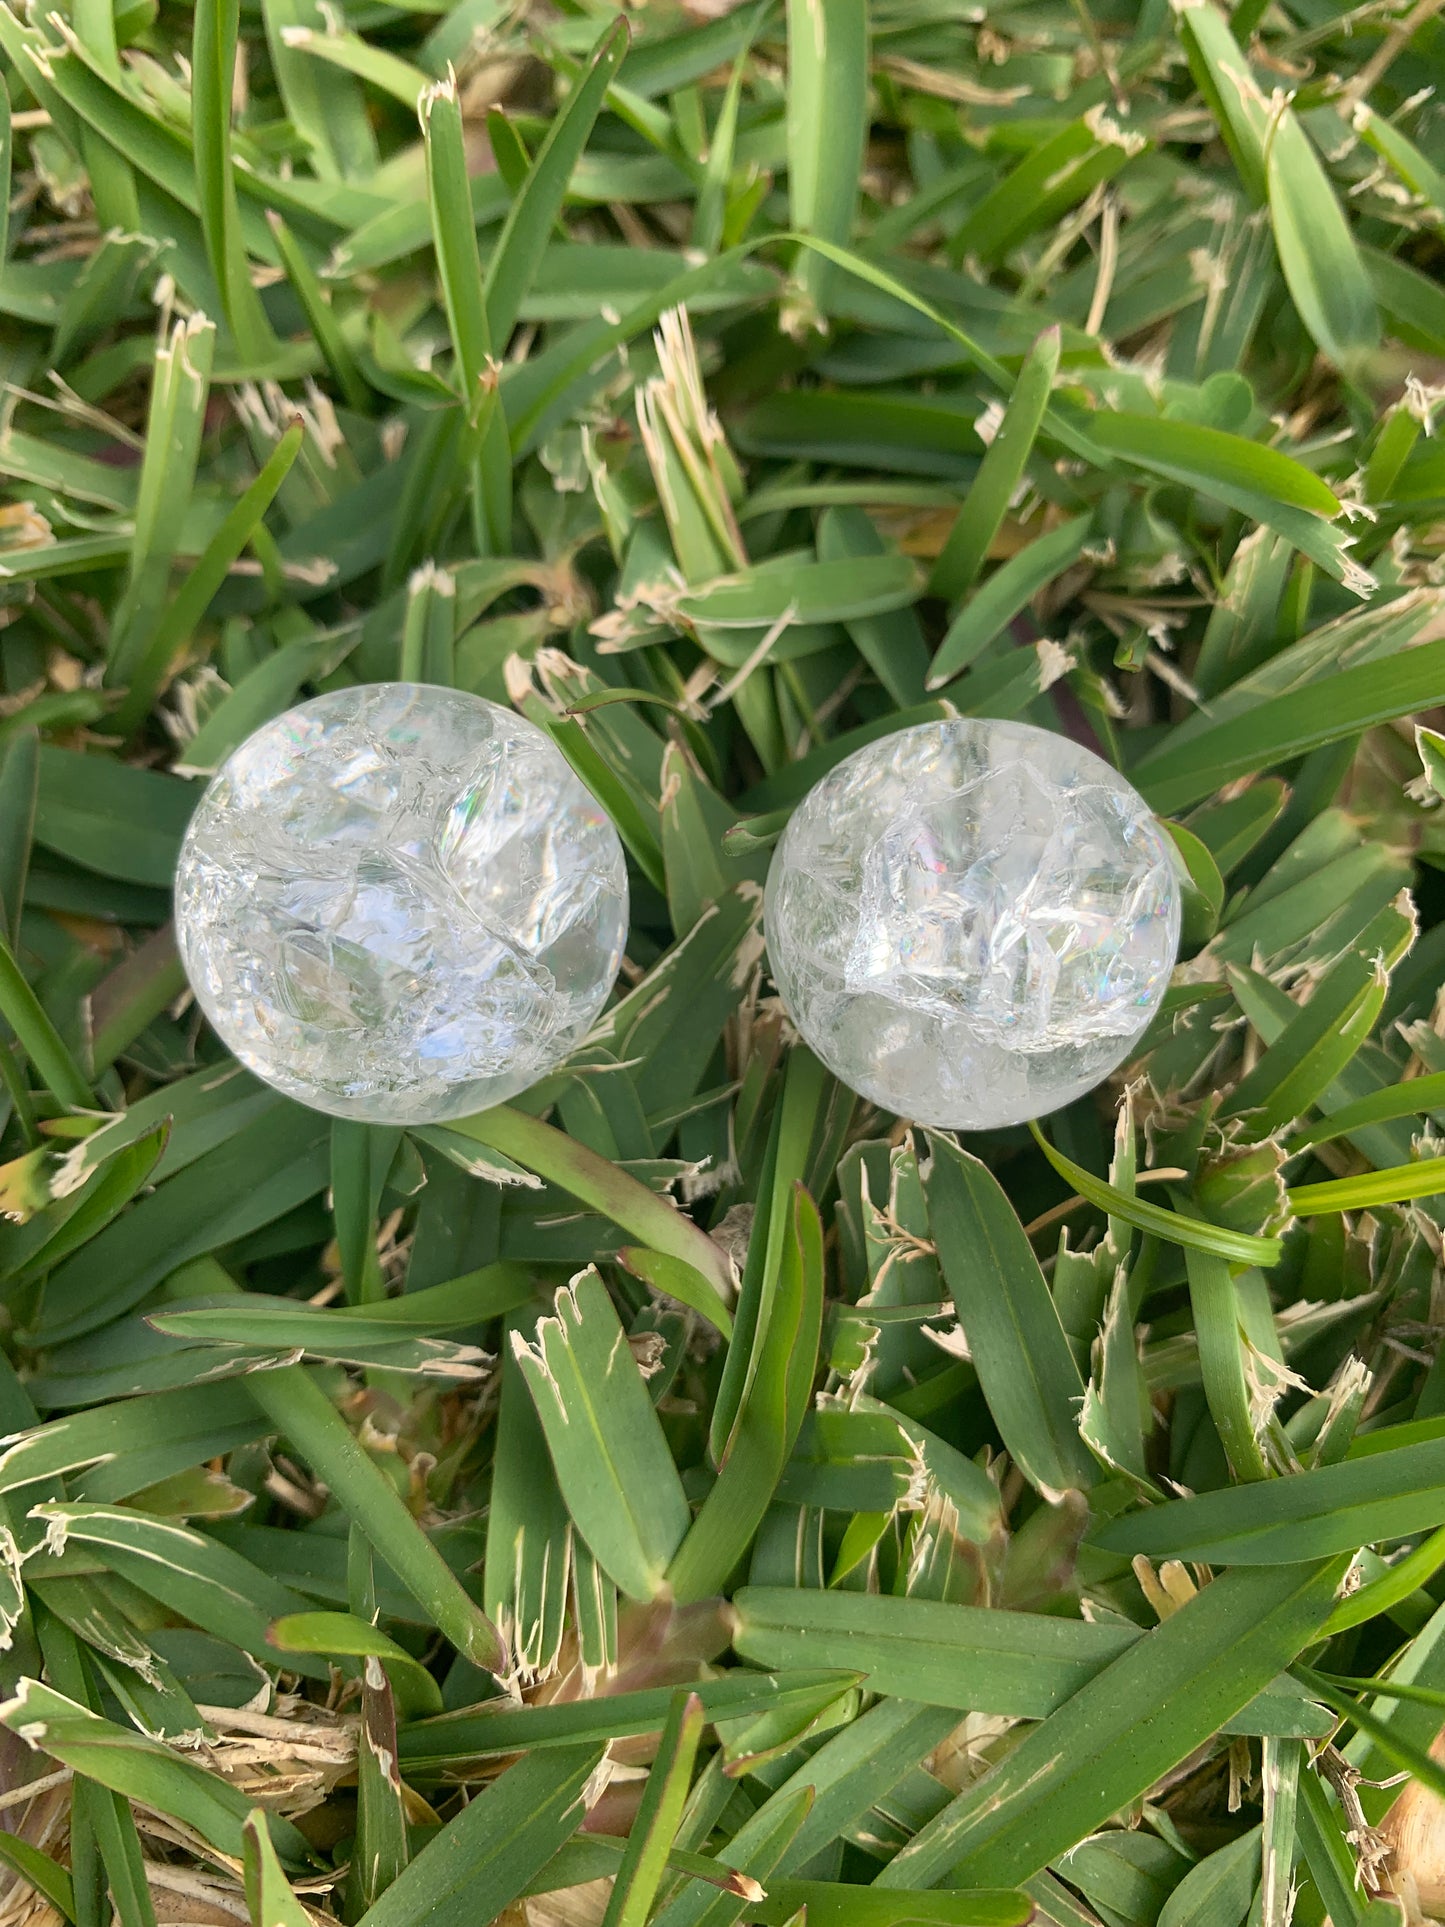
[764, 718, 1180, 1130]
[175, 683, 628, 1123]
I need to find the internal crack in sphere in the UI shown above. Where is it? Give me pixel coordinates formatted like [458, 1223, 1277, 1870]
[175, 683, 629, 1123]
[763, 718, 1181, 1131]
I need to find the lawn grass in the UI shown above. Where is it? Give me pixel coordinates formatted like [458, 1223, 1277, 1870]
[3, 0, 1445, 1922]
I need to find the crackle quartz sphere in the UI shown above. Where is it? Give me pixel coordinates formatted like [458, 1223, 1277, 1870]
[763, 718, 1181, 1131]
[175, 683, 628, 1123]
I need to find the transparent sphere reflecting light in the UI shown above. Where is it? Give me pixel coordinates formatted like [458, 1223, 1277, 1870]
[175, 683, 629, 1123]
[763, 718, 1181, 1131]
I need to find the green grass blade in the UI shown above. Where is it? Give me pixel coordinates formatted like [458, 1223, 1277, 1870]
[0, 1830, 77, 1923]
[601, 1691, 705, 1927]
[355, 1745, 603, 1927]
[785, 0, 867, 315]
[513, 1270, 692, 1602]
[112, 421, 305, 737]
[444, 1106, 735, 1306]
[242, 1812, 313, 1927]
[1030, 1127, 1283, 1267]
[484, 19, 630, 350]
[192, 0, 278, 360]
[1091, 1435, 1445, 1563]
[1266, 115, 1379, 379]
[924, 1133, 1097, 1495]
[245, 1364, 505, 1671]
[879, 1559, 1346, 1889]
[0, 932, 93, 1111]
[928, 326, 1061, 602]
[421, 78, 493, 424]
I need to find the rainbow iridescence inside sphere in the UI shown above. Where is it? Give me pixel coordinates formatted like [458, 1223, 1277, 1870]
[175, 683, 628, 1123]
[763, 718, 1180, 1130]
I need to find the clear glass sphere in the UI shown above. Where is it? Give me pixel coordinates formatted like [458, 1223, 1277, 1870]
[763, 718, 1180, 1131]
[175, 683, 628, 1123]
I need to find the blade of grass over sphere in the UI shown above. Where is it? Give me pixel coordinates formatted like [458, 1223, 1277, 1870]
[928, 326, 1061, 603]
[483, 18, 629, 351]
[444, 1106, 735, 1308]
[878, 1558, 1347, 1890]
[923, 1134, 1097, 1497]
[244, 1364, 506, 1672]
